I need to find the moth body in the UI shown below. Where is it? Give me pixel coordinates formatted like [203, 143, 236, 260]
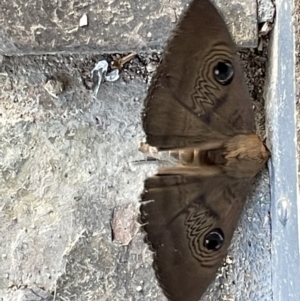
[169, 133, 269, 178]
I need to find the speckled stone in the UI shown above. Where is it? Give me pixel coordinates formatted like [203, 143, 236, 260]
[0, 0, 258, 55]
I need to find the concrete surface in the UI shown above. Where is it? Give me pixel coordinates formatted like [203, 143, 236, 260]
[0, 0, 259, 55]
[258, 0, 276, 23]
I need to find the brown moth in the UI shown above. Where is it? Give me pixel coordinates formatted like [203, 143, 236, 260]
[139, 0, 270, 300]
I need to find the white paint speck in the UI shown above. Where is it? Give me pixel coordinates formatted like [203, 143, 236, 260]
[80, 14, 88, 27]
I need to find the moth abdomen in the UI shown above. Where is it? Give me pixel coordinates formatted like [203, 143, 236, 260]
[165, 133, 269, 179]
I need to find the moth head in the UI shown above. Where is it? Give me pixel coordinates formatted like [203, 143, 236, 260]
[213, 60, 234, 85]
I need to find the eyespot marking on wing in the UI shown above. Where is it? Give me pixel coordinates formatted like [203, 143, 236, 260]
[191, 47, 234, 115]
[185, 207, 225, 267]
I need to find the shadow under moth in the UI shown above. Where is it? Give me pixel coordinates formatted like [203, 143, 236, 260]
[139, 0, 270, 300]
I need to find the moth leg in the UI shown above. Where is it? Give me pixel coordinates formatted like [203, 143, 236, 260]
[139, 142, 158, 155]
[158, 166, 222, 176]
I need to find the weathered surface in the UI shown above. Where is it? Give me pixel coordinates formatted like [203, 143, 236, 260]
[0, 52, 271, 301]
[258, 0, 276, 23]
[0, 0, 258, 55]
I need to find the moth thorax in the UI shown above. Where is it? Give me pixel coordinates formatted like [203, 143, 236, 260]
[223, 134, 270, 178]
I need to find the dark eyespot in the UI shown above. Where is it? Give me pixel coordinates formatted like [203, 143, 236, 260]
[204, 229, 224, 250]
[213, 61, 234, 85]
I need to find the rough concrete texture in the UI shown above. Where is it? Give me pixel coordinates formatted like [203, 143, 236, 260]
[258, 0, 276, 23]
[0, 0, 259, 55]
[0, 51, 271, 301]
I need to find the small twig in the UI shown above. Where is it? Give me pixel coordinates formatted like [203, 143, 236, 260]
[111, 52, 137, 69]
